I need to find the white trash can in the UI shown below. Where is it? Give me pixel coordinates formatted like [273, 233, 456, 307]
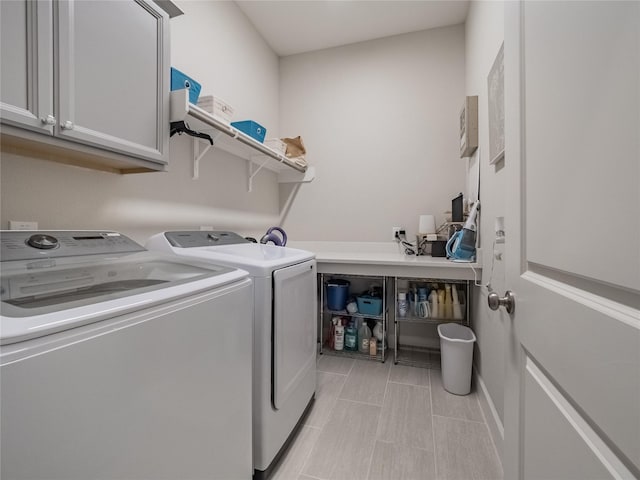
[437, 323, 477, 395]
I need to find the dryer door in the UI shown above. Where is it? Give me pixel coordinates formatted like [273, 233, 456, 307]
[272, 260, 317, 409]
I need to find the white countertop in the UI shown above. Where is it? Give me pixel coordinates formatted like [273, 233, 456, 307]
[287, 241, 481, 280]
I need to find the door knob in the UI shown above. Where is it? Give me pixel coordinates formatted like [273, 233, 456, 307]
[61, 120, 74, 130]
[488, 290, 515, 314]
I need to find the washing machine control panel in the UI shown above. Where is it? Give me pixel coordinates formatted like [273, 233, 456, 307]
[27, 234, 59, 250]
[1, 231, 145, 261]
[165, 231, 250, 248]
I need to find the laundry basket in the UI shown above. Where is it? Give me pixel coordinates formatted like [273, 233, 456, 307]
[437, 323, 476, 395]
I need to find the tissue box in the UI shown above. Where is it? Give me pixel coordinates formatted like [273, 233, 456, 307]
[170, 67, 201, 104]
[197, 95, 235, 122]
[231, 120, 266, 143]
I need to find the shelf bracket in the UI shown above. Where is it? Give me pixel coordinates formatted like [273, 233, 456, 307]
[247, 156, 270, 192]
[192, 137, 214, 179]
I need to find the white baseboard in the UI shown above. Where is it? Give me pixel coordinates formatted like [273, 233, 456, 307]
[474, 369, 504, 467]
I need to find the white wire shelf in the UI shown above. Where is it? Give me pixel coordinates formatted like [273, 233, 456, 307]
[169, 89, 315, 187]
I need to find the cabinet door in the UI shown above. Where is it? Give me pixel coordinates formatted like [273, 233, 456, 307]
[57, 0, 169, 164]
[0, 0, 54, 134]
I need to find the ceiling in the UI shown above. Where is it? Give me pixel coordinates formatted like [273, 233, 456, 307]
[235, 1, 470, 57]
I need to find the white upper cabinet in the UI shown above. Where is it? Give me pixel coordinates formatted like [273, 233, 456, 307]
[0, 0, 169, 173]
[0, 1, 54, 135]
[56, 0, 168, 164]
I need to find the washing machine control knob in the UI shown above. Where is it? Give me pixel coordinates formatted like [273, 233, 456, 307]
[27, 234, 59, 250]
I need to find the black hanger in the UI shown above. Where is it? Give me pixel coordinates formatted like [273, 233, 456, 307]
[170, 121, 213, 145]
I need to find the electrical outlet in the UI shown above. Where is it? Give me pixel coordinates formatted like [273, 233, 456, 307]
[9, 220, 38, 230]
[392, 227, 404, 241]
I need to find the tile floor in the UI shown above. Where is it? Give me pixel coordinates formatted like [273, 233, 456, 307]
[271, 355, 503, 480]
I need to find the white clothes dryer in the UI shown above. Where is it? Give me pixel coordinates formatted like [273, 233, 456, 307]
[1, 231, 253, 480]
[147, 231, 317, 479]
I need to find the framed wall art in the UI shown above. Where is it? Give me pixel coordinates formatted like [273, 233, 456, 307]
[459, 95, 478, 158]
[487, 43, 504, 164]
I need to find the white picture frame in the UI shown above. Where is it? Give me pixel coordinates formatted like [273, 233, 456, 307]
[488, 43, 505, 165]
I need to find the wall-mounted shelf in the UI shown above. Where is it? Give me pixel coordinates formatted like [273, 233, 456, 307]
[170, 89, 315, 190]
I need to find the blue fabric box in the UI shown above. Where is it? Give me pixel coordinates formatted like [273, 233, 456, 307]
[170, 67, 201, 104]
[231, 120, 266, 143]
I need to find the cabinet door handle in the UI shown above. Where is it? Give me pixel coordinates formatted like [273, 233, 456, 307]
[40, 114, 56, 126]
[61, 120, 74, 130]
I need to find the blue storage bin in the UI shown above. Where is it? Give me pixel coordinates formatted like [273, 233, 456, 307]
[356, 295, 383, 316]
[326, 279, 350, 311]
[170, 67, 201, 104]
[231, 120, 266, 143]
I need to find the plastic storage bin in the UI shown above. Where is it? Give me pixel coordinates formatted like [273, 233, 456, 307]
[170, 67, 201, 104]
[356, 295, 383, 316]
[231, 120, 266, 143]
[326, 279, 350, 311]
[437, 323, 476, 395]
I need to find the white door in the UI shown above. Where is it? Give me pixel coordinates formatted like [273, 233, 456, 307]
[503, 2, 639, 479]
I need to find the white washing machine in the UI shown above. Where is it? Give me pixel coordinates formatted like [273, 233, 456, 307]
[0, 231, 254, 480]
[147, 231, 317, 479]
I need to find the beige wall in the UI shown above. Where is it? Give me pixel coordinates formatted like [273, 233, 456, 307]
[464, 0, 506, 454]
[0, 0, 283, 244]
[279, 26, 466, 241]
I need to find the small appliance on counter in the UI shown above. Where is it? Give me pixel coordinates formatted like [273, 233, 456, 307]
[416, 235, 448, 257]
[446, 200, 479, 262]
[414, 213, 448, 256]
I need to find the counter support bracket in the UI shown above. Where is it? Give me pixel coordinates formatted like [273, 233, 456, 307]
[247, 156, 270, 192]
[192, 137, 214, 179]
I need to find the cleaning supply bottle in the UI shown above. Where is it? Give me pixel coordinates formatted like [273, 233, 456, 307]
[329, 316, 337, 349]
[373, 321, 385, 347]
[358, 319, 372, 353]
[334, 320, 344, 351]
[397, 292, 408, 318]
[452, 284, 463, 320]
[417, 286, 428, 302]
[344, 320, 358, 351]
[369, 334, 377, 356]
[429, 290, 438, 319]
[444, 284, 453, 319]
[437, 288, 445, 318]
[411, 285, 418, 315]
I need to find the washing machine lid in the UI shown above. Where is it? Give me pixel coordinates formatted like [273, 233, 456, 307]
[1, 247, 248, 345]
[148, 232, 315, 276]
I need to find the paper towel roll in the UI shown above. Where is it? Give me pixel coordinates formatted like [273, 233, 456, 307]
[418, 215, 436, 234]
